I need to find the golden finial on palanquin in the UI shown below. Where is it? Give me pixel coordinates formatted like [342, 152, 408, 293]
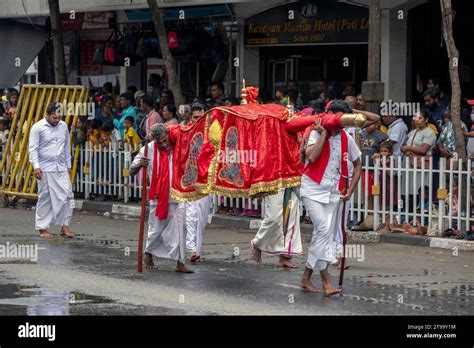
[286, 94, 293, 116]
[240, 78, 247, 105]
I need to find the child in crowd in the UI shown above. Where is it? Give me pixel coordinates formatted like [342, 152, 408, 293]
[275, 86, 288, 106]
[378, 140, 398, 208]
[85, 119, 108, 201]
[123, 116, 141, 200]
[71, 117, 86, 181]
[446, 180, 459, 218]
[379, 140, 391, 159]
[124, 116, 141, 154]
[73, 117, 86, 148]
[0, 117, 9, 161]
[0, 117, 9, 146]
[86, 119, 103, 149]
[374, 140, 394, 229]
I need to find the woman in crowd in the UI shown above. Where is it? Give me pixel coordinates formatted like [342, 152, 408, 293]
[401, 108, 437, 215]
[437, 105, 468, 170]
[162, 103, 179, 126]
[158, 89, 175, 115]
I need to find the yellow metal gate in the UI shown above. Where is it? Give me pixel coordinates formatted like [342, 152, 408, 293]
[0, 84, 89, 201]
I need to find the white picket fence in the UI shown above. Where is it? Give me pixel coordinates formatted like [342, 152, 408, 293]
[351, 156, 473, 234]
[73, 143, 139, 203]
[74, 144, 473, 234]
[73, 143, 265, 210]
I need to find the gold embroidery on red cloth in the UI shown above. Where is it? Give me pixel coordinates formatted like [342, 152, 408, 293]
[181, 132, 203, 188]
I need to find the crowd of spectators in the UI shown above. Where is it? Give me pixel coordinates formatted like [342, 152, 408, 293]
[1, 75, 472, 235]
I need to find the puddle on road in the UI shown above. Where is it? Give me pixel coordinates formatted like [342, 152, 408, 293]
[0, 283, 113, 315]
[343, 275, 472, 313]
[0, 283, 213, 315]
[74, 236, 137, 249]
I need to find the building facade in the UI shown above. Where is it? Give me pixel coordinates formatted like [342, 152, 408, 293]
[1, 0, 473, 104]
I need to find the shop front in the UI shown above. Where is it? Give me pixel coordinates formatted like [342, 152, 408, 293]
[57, 4, 236, 102]
[244, 0, 369, 101]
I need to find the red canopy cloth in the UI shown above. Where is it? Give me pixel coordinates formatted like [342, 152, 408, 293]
[168, 104, 357, 201]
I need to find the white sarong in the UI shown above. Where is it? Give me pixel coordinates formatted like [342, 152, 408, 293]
[185, 196, 211, 254]
[35, 171, 74, 230]
[251, 189, 303, 257]
[303, 195, 343, 271]
[146, 200, 187, 263]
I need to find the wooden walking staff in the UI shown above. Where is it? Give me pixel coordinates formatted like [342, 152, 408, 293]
[137, 143, 149, 273]
[339, 175, 350, 288]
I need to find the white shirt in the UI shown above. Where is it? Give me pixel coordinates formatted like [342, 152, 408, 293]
[345, 126, 358, 139]
[110, 128, 122, 152]
[387, 118, 408, 157]
[301, 130, 361, 204]
[28, 118, 71, 172]
[344, 126, 359, 175]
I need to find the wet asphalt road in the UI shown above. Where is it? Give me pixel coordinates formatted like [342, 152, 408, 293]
[0, 207, 472, 315]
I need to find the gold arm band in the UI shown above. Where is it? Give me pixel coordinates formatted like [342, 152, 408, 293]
[341, 113, 366, 127]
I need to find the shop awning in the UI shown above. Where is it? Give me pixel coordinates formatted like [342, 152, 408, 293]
[0, 20, 48, 88]
[124, 4, 232, 21]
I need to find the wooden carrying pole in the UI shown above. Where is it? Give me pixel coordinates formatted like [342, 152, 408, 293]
[338, 176, 350, 288]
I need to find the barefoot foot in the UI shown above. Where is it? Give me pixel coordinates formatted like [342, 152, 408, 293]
[279, 256, 298, 268]
[144, 253, 157, 270]
[251, 244, 262, 264]
[39, 229, 54, 239]
[175, 262, 194, 273]
[323, 285, 342, 297]
[59, 225, 74, 238]
[299, 279, 320, 293]
[188, 252, 198, 263]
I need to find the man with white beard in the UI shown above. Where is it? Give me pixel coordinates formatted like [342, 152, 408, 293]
[130, 124, 192, 273]
[28, 102, 75, 239]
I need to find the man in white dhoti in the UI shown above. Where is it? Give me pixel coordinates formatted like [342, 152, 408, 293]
[129, 124, 192, 273]
[251, 188, 303, 268]
[185, 102, 210, 263]
[299, 100, 363, 296]
[28, 102, 75, 239]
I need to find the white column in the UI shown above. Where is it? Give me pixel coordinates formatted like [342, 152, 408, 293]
[380, 7, 408, 102]
[125, 61, 142, 91]
[242, 46, 260, 87]
[119, 66, 127, 94]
